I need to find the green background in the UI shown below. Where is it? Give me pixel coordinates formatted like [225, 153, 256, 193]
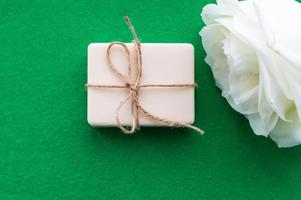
[1, 0, 301, 199]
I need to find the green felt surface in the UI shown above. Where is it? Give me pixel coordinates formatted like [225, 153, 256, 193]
[1, 0, 301, 199]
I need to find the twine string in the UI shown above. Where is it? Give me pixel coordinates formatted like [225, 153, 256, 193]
[86, 16, 204, 135]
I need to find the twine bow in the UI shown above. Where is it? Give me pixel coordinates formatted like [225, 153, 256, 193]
[86, 16, 204, 135]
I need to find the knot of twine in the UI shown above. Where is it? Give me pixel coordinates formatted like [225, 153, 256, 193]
[86, 16, 204, 135]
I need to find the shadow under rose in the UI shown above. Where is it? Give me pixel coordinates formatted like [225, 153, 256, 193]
[230, 111, 301, 187]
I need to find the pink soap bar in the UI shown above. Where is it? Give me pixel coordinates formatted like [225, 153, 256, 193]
[87, 43, 195, 126]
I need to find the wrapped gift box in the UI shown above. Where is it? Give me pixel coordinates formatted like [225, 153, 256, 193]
[87, 43, 195, 127]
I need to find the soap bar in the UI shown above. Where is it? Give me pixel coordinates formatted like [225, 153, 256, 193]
[87, 43, 195, 126]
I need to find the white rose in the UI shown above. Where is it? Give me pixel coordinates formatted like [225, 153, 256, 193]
[200, 0, 301, 147]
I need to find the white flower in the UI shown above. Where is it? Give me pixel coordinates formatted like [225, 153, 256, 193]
[200, 0, 301, 147]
